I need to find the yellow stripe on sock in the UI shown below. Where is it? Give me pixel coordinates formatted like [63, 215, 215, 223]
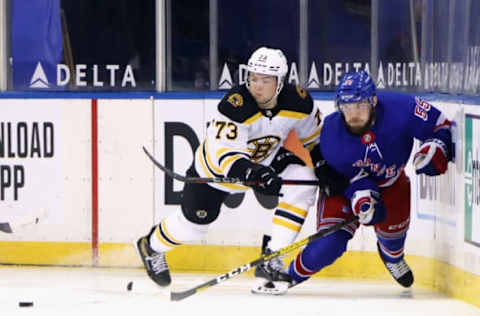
[273, 217, 301, 232]
[160, 221, 181, 244]
[154, 225, 176, 248]
[277, 202, 307, 218]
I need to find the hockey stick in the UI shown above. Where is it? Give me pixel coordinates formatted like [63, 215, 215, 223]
[0, 208, 48, 234]
[142, 146, 320, 186]
[170, 215, 358, 301]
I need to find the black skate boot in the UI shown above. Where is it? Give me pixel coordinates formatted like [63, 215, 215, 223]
[251, 235, 293, 295]
[135, 227, 171, 287]
[377, 242, 414, 287]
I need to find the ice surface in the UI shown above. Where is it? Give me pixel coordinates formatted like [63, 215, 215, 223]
[0, 266, 478, 316]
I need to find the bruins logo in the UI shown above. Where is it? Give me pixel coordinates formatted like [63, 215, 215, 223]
[296, 86, 307, 99]
[227, 93, 244, 107]
[247, 135, 281, 162]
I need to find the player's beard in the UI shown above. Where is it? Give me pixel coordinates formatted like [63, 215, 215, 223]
[344, 111, 376, 135]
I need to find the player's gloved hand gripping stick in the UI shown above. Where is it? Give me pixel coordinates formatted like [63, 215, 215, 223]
[143, 146, 320, 186]
[143, 146, 357, 301]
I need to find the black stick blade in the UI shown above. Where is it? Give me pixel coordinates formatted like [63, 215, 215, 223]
[142, 146, 188, 181]
[170, 289, 196, 301]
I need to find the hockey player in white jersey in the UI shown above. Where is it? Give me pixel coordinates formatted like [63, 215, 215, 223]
[136, 47, 331, 293]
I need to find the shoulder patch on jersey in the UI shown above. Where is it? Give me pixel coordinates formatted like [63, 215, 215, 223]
[218, 85, 260, 123]
[277, 84, 313, 115]
[296, 86, 308, 99]
[227, 93, 244, 107]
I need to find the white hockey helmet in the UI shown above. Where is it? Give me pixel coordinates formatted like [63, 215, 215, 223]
[246, 47, 288, 97]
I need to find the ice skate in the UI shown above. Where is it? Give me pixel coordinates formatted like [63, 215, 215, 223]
[135, 227, 171, 287]
[251, 248, 293, 295]
[377, 242, 414, 287]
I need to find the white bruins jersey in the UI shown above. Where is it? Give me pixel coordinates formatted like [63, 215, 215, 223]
[194, 84, 322, 193]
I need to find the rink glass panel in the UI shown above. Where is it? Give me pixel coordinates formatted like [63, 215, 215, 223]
[4, 0, 480, 95]
[8, 0, 156, 91]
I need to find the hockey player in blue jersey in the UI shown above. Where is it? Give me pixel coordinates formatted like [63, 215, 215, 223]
[277, 70, 453, 293]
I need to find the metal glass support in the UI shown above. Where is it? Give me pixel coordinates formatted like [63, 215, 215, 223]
[0, 0, 8, 91]
[209, 0, 218, 90]
[156, 0, 167, 92]
[409, 0, 419, 64]
[420, 0, 432, 89]
[299, 0, 308, 87]
[370, 0, 378, 80]
[464, 0, 474, 94]
[446, 0, 456, 92]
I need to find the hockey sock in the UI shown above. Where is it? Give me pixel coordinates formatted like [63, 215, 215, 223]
[268, 202, 308, 251]
[288, 229, 351, 283]
[150, 210, 209, 253]
[377, 234, 407, 263]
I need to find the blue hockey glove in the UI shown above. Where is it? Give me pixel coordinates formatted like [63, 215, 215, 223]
[270, 147, 305, 174]
[413, 138, 448, 176]
[351, 189, 386, 225]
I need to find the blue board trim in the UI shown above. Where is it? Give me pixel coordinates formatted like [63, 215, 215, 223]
[0, 90, 480, 105]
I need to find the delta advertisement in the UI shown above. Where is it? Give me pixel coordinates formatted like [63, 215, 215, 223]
[21, 45, 480, 92]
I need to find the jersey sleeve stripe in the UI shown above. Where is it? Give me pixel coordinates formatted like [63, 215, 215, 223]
[220, 154, 247, 172]
[243, 112, 263, 125]
[217, 149, 250, 164]
[197, 143, 247, 190]
[203, 140, 225, 175]
[205, 142, 249, 175]
[216, 147, 230, 158]
[304, 142, 316, 151]
[197, 143, 223, 178]
[299, 127, 321, 144]
[277, 110, 309, 120]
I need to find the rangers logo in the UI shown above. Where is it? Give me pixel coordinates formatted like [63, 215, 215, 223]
[361, 131, 376, 145]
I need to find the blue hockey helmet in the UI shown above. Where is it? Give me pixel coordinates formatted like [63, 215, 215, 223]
[335, 71, 376, 109]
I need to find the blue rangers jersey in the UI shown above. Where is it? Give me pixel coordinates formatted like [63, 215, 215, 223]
[320, 91, 452, 198]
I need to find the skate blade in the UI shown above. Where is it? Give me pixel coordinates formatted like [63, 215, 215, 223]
[250, 278, 289, 295]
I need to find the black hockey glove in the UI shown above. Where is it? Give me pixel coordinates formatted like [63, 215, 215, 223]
[310, 143, 349, 197]
[270, 147, 305, 174]
[245, 164, 282, 196]
[315, 160, 349, 197]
